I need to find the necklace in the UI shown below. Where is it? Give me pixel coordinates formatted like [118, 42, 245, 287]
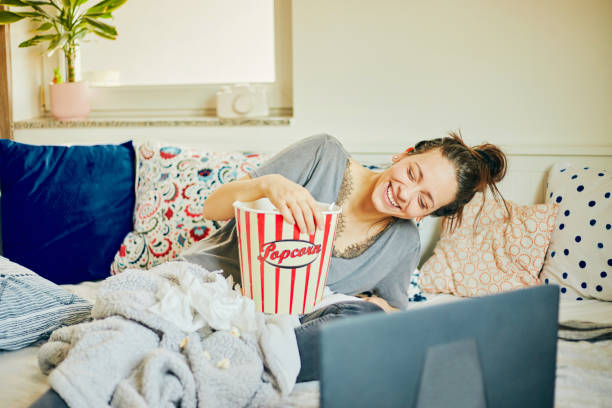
[332, 160, 395, 259]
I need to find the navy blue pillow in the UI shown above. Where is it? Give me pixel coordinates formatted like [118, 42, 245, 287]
[0, 140, 135, 284]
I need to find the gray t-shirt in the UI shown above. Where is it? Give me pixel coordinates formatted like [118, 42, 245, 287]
[181, 134, 421, 309]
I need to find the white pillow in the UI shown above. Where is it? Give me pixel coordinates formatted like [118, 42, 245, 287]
[540, 163, 611, 301]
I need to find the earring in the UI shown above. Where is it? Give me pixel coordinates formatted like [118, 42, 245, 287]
[392, 155, 399, 161]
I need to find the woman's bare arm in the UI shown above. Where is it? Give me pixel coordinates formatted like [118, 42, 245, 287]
[202, 174, 260, 221]
[202, 173, 324, 235]
[363, 296, 398, 313]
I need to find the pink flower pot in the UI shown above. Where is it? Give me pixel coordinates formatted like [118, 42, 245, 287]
[49, 81, 91, 121]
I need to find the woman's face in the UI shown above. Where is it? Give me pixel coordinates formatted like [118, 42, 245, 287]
[371, 148, 458, 220]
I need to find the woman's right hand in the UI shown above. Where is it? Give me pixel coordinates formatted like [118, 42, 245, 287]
[260, 174, 324, 235]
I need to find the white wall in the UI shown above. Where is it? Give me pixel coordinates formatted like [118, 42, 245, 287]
[291, 0, 612, 152]
[10, 18, 42, 122]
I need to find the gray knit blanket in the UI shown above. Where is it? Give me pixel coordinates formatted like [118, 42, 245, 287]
[38, 262, 300, 408]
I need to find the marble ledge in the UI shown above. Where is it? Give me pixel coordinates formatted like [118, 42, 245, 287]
[14, 116, 291, 129]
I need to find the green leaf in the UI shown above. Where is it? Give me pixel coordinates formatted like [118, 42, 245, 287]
[0, 10, 24, 23]
[85, 0, 126, 16]
[70, 19, 85, 31]
[45, 32, 66, 54]
[91, 28, 114, 40]
[58, 7, 68, 25]
[14, 11, 45, 17]
[18, 33, 55, 47]
[71, 26, 86, 41]
[35, 21, 52, 30]
[30, 3, 57, 18]
[75, 0, 88, 5]
[71, 18, 86, 28]
[21, 1, 51, 5]
[52, 66, 64, 83]
[83, 16, 116, 35]
[87, 11, 112, 18]
[12, 5, 56, 23]
[0, 1, 28, 6]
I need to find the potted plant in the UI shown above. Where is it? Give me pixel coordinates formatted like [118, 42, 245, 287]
[0, 0, 127, 121]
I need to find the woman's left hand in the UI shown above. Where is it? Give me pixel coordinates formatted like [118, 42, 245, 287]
[363, 296, 397, 313]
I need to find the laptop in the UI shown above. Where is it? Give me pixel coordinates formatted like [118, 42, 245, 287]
[319, 285, 559, 408]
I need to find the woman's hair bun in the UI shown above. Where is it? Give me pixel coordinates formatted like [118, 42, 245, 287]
[474, 144, 507, 184]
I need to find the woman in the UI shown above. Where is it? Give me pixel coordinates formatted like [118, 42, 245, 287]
[182, 132, 507, 310]
[181, 132, 507, 382]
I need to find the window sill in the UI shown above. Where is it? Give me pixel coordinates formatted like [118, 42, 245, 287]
[14, 115, 291, 130]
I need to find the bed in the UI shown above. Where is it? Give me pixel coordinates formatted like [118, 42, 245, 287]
[1, 139, 611, 407]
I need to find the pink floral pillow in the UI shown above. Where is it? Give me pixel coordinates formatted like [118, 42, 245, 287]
[420, 193, 559, 297]
[110, 142, 267, 275]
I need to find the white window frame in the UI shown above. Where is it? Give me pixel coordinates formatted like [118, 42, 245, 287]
[41, 0, 292, 118]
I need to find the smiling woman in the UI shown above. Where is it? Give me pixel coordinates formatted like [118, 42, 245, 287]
[183, 132, 508, 310]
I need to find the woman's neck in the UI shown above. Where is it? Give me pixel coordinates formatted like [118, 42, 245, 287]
[343, 160, 390, 225]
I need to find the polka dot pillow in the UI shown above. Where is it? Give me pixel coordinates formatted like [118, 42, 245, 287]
[540, 163, 611, 301]
[110, 142, 267, 275]
[419, 193, 559, 297]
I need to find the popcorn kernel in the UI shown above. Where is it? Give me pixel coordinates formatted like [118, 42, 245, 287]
[217, 358, 230, 369]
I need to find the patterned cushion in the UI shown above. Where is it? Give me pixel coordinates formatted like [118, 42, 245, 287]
[0, 256, 92, 351]
[111, 142, 267, 275]
[420, 193, 559, 297]
[540, 163, 611, 301]
[406, 268, 428, 303]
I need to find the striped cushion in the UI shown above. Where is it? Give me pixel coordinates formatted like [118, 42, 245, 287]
[0, 256, 92, 351]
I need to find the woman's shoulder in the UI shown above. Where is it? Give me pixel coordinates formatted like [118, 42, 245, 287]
[249, 134, 349, 186]
[388, 218, 421, 251]
[297, 134, 349, 157]
[277, 134, 350, 174]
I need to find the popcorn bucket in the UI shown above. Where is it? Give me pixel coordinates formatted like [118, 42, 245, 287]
[233, 198, 341, 314]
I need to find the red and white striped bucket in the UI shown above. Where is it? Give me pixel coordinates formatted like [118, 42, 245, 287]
[233, 198, 341, 314]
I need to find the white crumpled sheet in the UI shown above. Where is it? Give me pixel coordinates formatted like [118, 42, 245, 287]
[555, 339, 612, 408]
[147, 264, 267, 334]
[554, 298, 612, 408]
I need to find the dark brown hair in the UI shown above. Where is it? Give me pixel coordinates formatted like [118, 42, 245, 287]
[413, 130, 509, 231]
